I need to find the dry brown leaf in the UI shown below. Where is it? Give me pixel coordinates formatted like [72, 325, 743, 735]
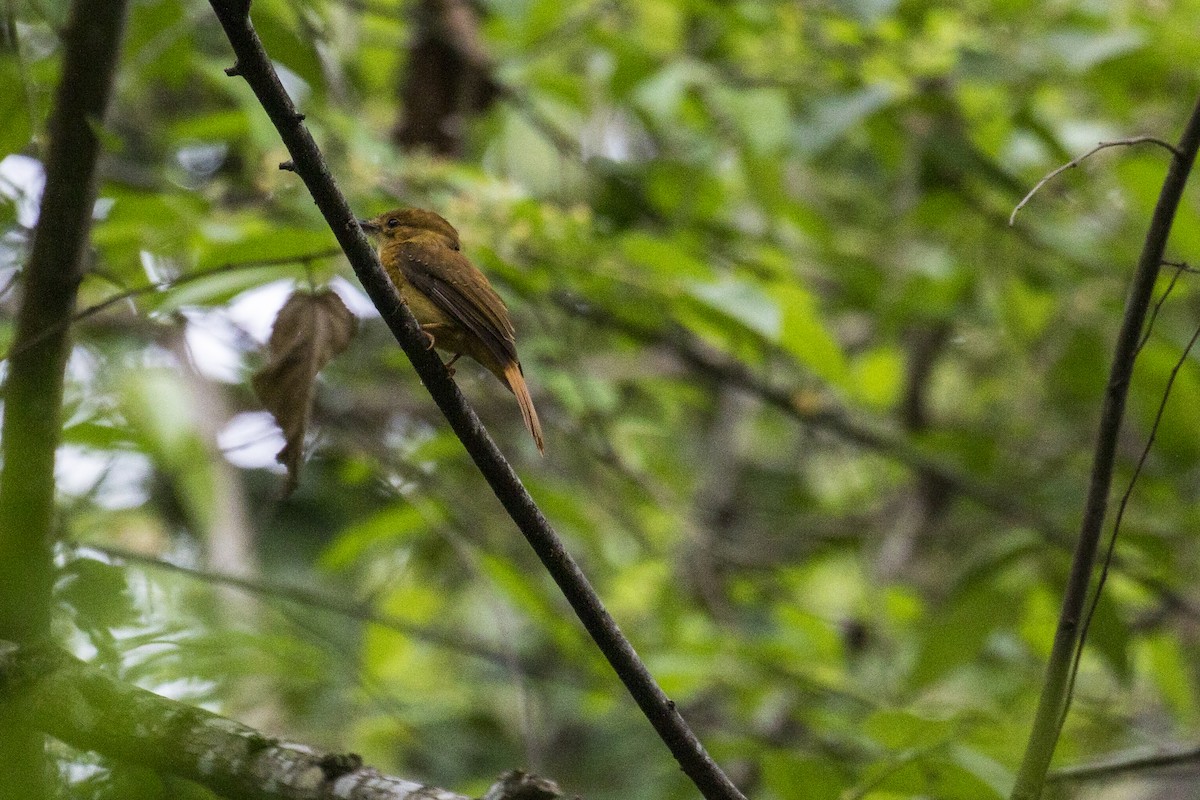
[251, 289, 357, 495]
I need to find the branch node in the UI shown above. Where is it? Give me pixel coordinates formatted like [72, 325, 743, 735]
[224, 62, 242, 77]
[1010, 136, 1182, 225]
[294, 112, 306, 122]
[1162, 259, 1199, 274]
[317, 752, 363, 781]
[245, 732, 278, 755]
[279, 160, 296, 172]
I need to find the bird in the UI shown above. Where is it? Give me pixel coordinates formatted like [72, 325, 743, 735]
[359, 207, 544, 454]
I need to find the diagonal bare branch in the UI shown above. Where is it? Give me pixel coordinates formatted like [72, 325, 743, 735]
[204, 3, 746, 798]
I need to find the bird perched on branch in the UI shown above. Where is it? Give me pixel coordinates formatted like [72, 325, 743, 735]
[359, 207, 544, 454]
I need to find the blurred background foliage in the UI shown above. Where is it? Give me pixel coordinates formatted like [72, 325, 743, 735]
[3, 0, 1200, 797]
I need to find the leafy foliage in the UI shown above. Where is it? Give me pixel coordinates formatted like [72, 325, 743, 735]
[2, 0, 1200, 798]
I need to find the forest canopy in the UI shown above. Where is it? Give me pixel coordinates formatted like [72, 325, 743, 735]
[1, 0, 1200, 798]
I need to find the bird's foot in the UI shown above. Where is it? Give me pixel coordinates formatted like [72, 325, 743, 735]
[444, 353, 461, 377]
[420, 330, 436, 350]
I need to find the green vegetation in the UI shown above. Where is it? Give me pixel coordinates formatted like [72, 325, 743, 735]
[2, 0, 1200, 797]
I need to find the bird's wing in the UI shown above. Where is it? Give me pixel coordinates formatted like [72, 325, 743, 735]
[398, 238, 518, 365]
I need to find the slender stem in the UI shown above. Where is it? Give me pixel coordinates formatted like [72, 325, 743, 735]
[1009, 95, 1200, 800]
[1050, 743, 1200, 783]
[0, 248, 343, 367]
[0, 0, 129, 796]
[78, 543, 570, 682]
[1009, 136, 1181, 225]
[205, 3, 745, 798]
[1060, 322, 1200, 735]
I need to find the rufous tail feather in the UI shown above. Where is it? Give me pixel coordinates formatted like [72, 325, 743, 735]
[503, 361, 544, 454]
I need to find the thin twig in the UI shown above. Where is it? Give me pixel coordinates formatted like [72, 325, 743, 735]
[1050, 743, 1200, 783]
[1160, 259, 1198, 273]
[0, 249, 341, 367]
[0, 269, 20, 302]
[75, 542, 570, 682]
[842, 740, 953, 800]
[1009, 136, 1181, 225]
[205, 4, 746, 798]
[1061, 321, 1200, 735]
[1010, 98, 1200, 800]
[1136, 262, 1190, 353]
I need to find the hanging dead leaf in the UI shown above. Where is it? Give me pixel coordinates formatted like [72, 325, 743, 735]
[251, 289, 357, 495]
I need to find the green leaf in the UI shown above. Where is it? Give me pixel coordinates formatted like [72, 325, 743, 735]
[61, 420, 129, 449]
[169, 110, 252, 142]
[911, 585, 1013, 687]
[1144, 632, 1197, 721]
[148, 265, 295, 312]
[1045, 29, 1146, 72]
[57, 557, 137, 631]
[863, 709, 954, 750]
[1086, 589, 1132, 684]
[249, 0, 325, 95]
[927, 753, 1008, 800]
[0, 55, 33, 155]
[851, 345, 903, 408]
[1129, 339, 1200, 466]
[761, 753, 845, 800]
[796, 84, 895, 154]
[87, 116, 125, 153]
[619, 231, 710, 281]
[774, 282, 849, 387]
[645, 160, 724, 220]
[91, 190, 205, 265]
[945, 744, 1013, 800]
[712, 86, 792, 155]
[633, 60, 712, 120]
[476, 554, 564, 634]
[686, 275, 781, 340]
[196, 227, 336, 270]
[319, 504, 440, 571]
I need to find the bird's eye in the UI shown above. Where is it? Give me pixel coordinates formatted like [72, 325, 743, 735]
[386, 217, 400, 229]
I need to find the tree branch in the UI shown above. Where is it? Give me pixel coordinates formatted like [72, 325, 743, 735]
[204, 4, 745, 799]
[0, 642, 560, 800]
[1009, 136, 1181, 225]
[0, 0, 129, 795]
[1010, 95, 1200, 800]
[1049, 743, 1200, 783]
[76, 543, 575, 683]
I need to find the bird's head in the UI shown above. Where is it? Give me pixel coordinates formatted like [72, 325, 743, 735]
[358, 207, 461, 250]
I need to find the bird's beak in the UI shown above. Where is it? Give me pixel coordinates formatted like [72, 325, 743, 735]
[358, 218, 381, 234]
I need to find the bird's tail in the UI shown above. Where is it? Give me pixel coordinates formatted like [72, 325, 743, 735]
[503, 361, 545, 454]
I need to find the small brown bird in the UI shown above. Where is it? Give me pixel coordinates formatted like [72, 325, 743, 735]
[359, 207, 544, 453]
